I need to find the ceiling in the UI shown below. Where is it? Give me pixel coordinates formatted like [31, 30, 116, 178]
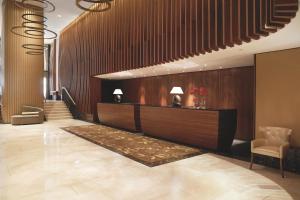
[0, 1, 299, 79]
[0, 0, 84, 42]
[98, 7, 300, 80]
[43, 0, 84, 43]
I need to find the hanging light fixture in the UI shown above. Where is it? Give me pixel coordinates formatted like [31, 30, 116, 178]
[11, 13, 57, 40]
[22, 44, 47, 55]
[10, 0, 57, 55]
[14, 0, 55, 13]
[76, 0, 113, 12]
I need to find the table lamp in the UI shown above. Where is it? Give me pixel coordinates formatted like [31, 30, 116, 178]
[170, 87, 184, 107]
[113, 89, 123, 103]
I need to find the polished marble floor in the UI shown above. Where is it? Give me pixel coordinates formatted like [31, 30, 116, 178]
[0, 119, 300, 200]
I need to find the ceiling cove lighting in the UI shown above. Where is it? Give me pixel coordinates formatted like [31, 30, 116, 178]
[76, 0, 113, 12]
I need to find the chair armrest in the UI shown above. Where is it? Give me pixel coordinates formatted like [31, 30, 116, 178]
[22, 112, 39, 115]
[280, 143, 290, 158]
[251, 139, 266, 151]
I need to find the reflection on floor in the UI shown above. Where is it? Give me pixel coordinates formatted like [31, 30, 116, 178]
[1, 119, 300, 200]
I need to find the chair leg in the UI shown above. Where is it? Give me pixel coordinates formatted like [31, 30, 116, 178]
[250, 153, 254, 169]
[280, 158, 284, 178]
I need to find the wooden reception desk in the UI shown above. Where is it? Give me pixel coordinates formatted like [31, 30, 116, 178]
[97, 103, 140, 132]
[140, 106, 237, 151]
[97, 103, 237, 151]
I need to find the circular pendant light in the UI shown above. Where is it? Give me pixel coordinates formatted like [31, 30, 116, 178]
[22, 44, 47, 55]
[76, 0, 113, 12]
[11, 13, 57, 40]
[14, 0, 55, 13]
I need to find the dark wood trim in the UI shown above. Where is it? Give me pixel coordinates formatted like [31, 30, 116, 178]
[256, 46, 300, 55]
[97, 103, 141, 132]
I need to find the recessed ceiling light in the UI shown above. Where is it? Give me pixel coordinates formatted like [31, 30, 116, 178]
[57, 14, 62, 18]
[204, 64, 207, 67]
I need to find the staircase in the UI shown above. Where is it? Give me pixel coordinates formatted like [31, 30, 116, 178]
[44, 100, 73, 120]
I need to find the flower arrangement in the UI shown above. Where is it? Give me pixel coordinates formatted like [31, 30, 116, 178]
[190, 86, 208, 109]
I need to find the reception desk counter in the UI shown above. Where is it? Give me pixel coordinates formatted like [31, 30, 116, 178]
[140, 106, 237, 151]
[97, 103, 237, 151]
[97, 103, 140, 132]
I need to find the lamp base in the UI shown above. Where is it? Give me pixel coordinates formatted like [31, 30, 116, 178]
[114, 95, 122, 103]
[172, 95, 182, 107]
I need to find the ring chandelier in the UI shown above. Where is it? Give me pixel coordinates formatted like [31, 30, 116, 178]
[11, 14, 57, 40]
[14, 0, 55, 13]
[76, 0, 113, 12]
[11, 0, 57, 55]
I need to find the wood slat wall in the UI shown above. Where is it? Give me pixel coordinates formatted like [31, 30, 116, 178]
[101, 66, 255, 140]
[49, 40, 57, 92]
[0, 0, 44, 123]
[59, 0, 297, 117]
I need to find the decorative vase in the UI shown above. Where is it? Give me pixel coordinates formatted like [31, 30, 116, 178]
[199, 97, 207, 109]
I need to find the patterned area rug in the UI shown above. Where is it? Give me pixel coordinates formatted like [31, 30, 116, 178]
[62, 125, 204, 167]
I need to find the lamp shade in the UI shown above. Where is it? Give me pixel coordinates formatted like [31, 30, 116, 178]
[170, 87, 184, 94]
[113, 89, 123, 95]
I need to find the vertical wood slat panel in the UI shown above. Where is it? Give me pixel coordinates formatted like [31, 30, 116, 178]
[1, 0, 44, 123]
[58, 0, 298, 117]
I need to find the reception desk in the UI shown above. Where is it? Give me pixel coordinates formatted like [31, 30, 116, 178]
[97, 103, 237, 151]
[97, 103, 140, 132]
[140, 106, 237, 151]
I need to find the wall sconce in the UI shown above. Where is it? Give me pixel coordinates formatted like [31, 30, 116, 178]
[113, 89, 123, 103]
[170, 87, 184, 107]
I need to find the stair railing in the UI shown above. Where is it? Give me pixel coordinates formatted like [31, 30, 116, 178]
[61, 87, 81, 119]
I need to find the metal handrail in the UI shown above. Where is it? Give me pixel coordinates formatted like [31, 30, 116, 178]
[61, 87, 76, 105]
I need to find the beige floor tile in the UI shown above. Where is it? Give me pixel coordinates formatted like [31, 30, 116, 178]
[0, 119, 299, 200]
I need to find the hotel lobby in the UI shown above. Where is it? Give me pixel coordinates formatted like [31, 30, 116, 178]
[0, 0, 300, 199]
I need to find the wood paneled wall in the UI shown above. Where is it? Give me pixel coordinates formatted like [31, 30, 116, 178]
[90, 77, 102, 122]
[0, 0, 44, 123]
[256, 48, 300, 147]
[101, 66, 255, 140]
[59, 0, 297, 117]
[49, 40, 57, 92]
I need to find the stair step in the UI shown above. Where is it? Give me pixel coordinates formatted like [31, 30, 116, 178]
[46, 116, 73, 120]
[44, 110, 71, 114]
[46, 114, 72, 117]
[44, 103, 66, 105]
[44, 107, 69, 110]
[44, 104, 68, 107]
[44, 105, 68, 108]
[44, 101, 73, 121]
[44, 106, 69, 110]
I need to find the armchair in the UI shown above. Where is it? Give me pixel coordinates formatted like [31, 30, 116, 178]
[250, 126, 292, 178]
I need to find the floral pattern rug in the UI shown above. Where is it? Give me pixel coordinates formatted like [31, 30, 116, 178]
[62, 125, 204, 167]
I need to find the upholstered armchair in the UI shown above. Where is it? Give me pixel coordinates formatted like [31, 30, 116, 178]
[250, 126, 292, 178]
